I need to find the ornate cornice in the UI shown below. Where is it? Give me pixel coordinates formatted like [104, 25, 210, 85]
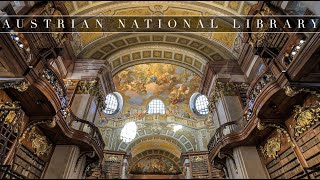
[291, 103, 320, 138]
[0, 80, 30, 92]
[208, 81, 248, 114]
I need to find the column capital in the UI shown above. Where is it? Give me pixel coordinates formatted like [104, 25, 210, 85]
[208, 81, 248, 114]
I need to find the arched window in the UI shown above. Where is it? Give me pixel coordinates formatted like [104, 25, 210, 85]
[120, 122, 137, 143]
[147, 99, 165, 114]
[104, 92, 123, 115]
[190, 93, 209, 116]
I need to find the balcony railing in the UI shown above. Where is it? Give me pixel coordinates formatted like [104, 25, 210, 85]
[207, 71, 276, 159]
[207, 118, 246, 153]
[41, 65, 105, 158]
[68, 111, 105, 151]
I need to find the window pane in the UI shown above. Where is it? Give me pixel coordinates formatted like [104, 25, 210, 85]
[195, 95, 209, 115]
[105, 93, 118, 115]
[120, 122, 137, 143]
[147, 99, 165, 114]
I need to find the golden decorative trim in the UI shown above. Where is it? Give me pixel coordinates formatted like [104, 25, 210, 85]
[0, 101, 21, 133]
[208, 82, 248, 114]
[105, 154, 121, 162]
[292, 103, 320, 137]
[46, 119, 56, 128]
[0, 80, 30, 92]
[29, 127, 52, 157]
[261, 130, 281, 159]
[249, 5, 272, 47]
[190, 155, 205, 162]
[257, 121, 295, 150]
[76, 80, 100, 95]
[284, 85, 320, 98]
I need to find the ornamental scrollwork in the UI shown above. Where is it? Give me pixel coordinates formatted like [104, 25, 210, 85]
[292, 103, 320, 137]
[29, 127, 52, 157]
[248, 5, 272, 47]
[208, 82, 248, 114]
[0, 101, 22, 133]
[0, 80, 30, 92]
[260, 130, 281, 159]
[190, 155, 206, 162]
[284, 85, 320, 98]
[76, 80, 100, 96]
[105, 154, 121, 162]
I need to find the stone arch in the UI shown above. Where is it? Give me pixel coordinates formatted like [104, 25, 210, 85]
[128, 149, 183, 174]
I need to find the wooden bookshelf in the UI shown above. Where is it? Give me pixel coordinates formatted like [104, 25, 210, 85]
[265, 146, 304, 179]
[11, 145, 46, 179]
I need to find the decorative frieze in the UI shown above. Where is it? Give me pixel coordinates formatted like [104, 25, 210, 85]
[261, 130, 281, 159]
[0, 80, 30, 92]
[284, 85, 320, 98]
[258, 121, 295, 160]
[29, 127, 52, 157]
[292, 103, 320, 137]
[208, 82, 248, 114]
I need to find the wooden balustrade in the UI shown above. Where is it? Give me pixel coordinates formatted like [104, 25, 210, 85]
[207, 118, 245, 152]
[68, 111, 105, 152]
[40, 64, 105, 159]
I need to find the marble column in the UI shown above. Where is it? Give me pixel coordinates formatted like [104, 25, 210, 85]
[209, 82, 244, 134]
[44, 145, 84, 179]
[228, 146, 268, 179]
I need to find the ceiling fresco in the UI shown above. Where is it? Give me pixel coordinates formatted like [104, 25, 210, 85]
[113, 63, 201, 119]
[130, 155, 181, 175]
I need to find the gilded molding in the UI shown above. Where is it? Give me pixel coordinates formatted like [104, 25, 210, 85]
[261, 130, 281, 159]
[0, 101, 22, 133]
[257, 121, 295, 148]
[284, 85, 320, 98]
[29, 127, 52, 157]
[0, 80, 30, 92]
[190, 155, 205, 162]
[76, 80, 99, 95]
[208, 82, 248, 114]
[249, 5, 272, 47]
[292, 103, 320, 137]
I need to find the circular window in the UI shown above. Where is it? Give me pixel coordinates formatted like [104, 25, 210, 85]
[190, 93, 209, 116]
[195, 95, 209, 115]
[147, 98, 166, 114]
[104, 92, 123, 115]
[120, 122, 137, 143]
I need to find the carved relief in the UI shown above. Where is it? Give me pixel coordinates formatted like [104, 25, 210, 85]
[0, 101, 21, 133]
[42, 2, 66, 46]
[208, 82, 248, 114]
[0, 80, 30, 92]
[76, 80, 99, 95]
[190, 155, 205, 162]
[29, 127, 52, 157]
[261, 130, 281, 159]
[248, 5, 272, 47]
[292, 103, 320, 137]
[284, 85, 320, 98]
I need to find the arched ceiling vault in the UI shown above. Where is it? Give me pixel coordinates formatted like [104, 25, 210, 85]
[67, 1, 258, 72]
[128, 149, 183, 173]
[71, 32, 240, 79]
[129, 139, 182, 158]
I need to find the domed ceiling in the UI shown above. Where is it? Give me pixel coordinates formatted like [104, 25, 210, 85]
[113, 63, 201, 119]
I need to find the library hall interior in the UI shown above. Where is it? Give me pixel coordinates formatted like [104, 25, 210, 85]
[0, 1, 320, 179]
